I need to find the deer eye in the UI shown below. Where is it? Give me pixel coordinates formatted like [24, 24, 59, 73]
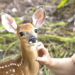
[34, 29, 38, 33]
[19, 32, 24, 36]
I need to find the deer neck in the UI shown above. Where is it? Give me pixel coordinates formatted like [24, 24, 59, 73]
[20, 40, 39, 75]
[20, 40, 38, 66]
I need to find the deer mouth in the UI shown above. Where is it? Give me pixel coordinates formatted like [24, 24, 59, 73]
[29, 39, 38, 46]
[29, 40, 38, 44]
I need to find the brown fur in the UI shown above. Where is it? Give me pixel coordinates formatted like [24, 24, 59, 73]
[18, 23, 34, 32]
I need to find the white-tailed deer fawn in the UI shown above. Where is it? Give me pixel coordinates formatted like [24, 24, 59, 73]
[1, 8, 45, 75]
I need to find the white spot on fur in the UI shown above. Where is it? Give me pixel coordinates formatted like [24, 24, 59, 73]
[12, 69, 15, 73]
[6, 71, 9, 74]
[5, 65, 8, 68]
[17, 64, 20, 67]
[1, 66, 4, 69]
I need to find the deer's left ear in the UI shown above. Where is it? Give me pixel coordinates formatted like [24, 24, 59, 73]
[32, 8, 45, 28]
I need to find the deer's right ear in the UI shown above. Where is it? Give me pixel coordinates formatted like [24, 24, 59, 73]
[1, 13, 17, 33]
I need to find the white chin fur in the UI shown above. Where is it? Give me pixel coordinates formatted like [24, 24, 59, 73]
[29, 40, 38, 45]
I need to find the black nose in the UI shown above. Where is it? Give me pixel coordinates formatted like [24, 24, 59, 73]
[29, 36, 37, 43]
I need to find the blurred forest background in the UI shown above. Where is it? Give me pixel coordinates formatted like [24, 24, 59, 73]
[0, 0, 75, 75]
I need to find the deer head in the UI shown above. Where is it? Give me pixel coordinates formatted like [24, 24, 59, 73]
[1, 8, 45, 46]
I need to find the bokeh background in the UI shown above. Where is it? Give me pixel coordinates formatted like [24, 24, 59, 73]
[0, 0, 75, 75]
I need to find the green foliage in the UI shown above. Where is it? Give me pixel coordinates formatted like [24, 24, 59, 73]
[45, 21, 68, 26]
[30, 8, 36, 14]
[14, 17, 24, 24]
[53, 21, 68, 26]
[43, 66, 50, 75]
[57, 0, 67, 8]
[3, 40, 18, 58]
[1, 54, 19, 61]
[38, 34, 75, 43]
[0, 26, 4, 29]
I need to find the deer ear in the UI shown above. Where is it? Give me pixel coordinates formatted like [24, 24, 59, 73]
[1, 13, 17, 33]
[32, 8, 45, 28]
